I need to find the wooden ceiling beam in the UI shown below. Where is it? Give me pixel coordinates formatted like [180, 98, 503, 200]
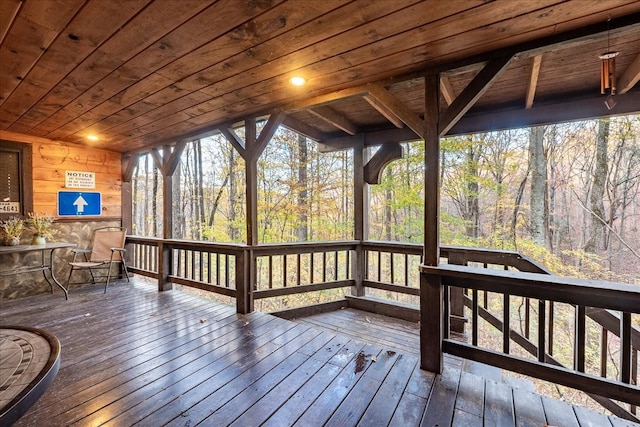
[281, 115, 326, 142]
[525, 55, 543, 109]
[319, 126, 420, 153]
[309, 106, 358, 135]
[249, 110, 286, 160]
[618, 52, 640, 94]
[448, 89, 640, 136]
[364, 142, 403, 185]
[285, 86, 370, 112]
[363, 83, 425, 138]
[440, 76, 456, 106]
[439, 55, 514, 136]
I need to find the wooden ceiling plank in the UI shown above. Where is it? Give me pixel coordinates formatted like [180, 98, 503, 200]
[88, 0, 467, 147]
[618, 52, 640, 94]
[308, 106, 358, 135]
[364, 83, 425, 137]
[114, 0, 597, 146]
[440, 76, 456, 106]
[526, 55, 543, 109]
[23, 0, 282, 138]
[2, 0, 148, 129]
[439, 55, 514, 136]
[0, 0, 84, 106]
[14, 0, 209, 134]
[0, 0, 22, 45]
[64, 1, 415, 144]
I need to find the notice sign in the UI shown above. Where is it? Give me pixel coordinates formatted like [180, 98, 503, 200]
[65, 170, 95, 189]
[0, 201, 20, 213]
[58, 191, 101, 216]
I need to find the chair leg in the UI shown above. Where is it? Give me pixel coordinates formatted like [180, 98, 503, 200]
[105, 263, 112, 294]
[67, 267, 75, 288]
[122, 261, 130, 282]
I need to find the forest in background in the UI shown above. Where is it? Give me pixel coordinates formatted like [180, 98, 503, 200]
[131, 114, 640, 283]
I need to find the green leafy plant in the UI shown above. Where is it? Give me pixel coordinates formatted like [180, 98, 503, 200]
[27, 212, 57, 240]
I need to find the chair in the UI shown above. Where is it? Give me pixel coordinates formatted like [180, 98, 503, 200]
[67, 227, 130, 293]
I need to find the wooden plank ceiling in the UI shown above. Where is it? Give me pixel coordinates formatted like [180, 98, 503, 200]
[1, 0, 639, 154]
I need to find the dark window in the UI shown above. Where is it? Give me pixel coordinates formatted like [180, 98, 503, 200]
[0, 141, 32, 219]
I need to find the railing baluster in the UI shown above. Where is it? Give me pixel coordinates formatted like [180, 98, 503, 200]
[538, 299, 546, 362]
[283, 254, 288, 287]
[216, 253, 220, 286]
[334, 251, 338, 281]
[472, 289, 478, 346]
[199, 251, 204, 282]
[621, 312, 631, 383]
[310, 252, 314, 284]
[503, 293, 510, 354]
[404, 253, 409, 286]
[600, 328, 608, 378]
[378, 251, 382, 282]
[525, 297, 531, 339]
[268, 255, 273, 289]
[345, 249, 350, 279]
[224, 254, 230, 288]
[390, 252, 395, 284]
[207, 252, 212, 284]
[548, 301, 554, 356]
[443, 284, 450, 340]
[575, 305, 586, 372]
[322, 251, 327, 282]
[296, 253, 301, 286]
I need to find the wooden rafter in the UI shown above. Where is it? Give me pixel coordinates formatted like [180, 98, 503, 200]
[439, 55, 514, 136]
[309, 106, 358, 135]
[363, 83, 425, 138]
[526, 55, 543, 109]
[618, 52, 640, 94]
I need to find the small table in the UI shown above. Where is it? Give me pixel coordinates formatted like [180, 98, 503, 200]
[0, 243, 76, 300]
[0, 326, 61, 425]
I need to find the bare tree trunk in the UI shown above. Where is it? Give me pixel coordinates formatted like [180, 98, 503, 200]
[297, 134, 308, 242]
[529, 126, 549, 247]
[228, 148, 239, 241]
[585, 119, 609, 253]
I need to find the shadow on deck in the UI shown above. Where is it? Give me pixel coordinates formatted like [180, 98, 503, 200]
[1, 279, 637, 427]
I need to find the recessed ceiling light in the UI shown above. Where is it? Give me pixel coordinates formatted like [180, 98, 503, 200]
[289, 76, 307, 86]
[87, 135, 99, 141]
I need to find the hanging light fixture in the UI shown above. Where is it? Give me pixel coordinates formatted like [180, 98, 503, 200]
[600, 18, 620, 109]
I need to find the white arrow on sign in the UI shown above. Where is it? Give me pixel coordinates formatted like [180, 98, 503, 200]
[73, 195, 88, 213]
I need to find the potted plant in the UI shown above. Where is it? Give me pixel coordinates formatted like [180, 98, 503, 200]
[27, 212, 56, 244]
[1, 216, 25, 246]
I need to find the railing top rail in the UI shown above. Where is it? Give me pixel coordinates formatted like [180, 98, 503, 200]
[251, 240, 359, 255]
[423, 264, 640, 313]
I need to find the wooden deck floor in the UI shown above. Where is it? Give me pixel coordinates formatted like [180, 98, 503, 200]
[1, 280, 637, 427]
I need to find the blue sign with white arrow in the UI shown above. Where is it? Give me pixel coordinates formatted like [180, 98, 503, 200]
[58, 191, 102, 216]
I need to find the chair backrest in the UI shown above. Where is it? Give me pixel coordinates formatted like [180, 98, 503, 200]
[89, 228, 127, 262]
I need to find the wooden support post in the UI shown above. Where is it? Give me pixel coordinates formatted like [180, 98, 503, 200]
[421, 272, 443, 372]
[235, 248, 252, 314]
[352, 136, 367, 297]
[421, 73, 443, 373]
[447, 252, 466, 333]
[157, 240, 172, 291]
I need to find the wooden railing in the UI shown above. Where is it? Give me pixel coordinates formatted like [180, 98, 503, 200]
[125, 236, 639, 418]
[422, 264, 640, 418]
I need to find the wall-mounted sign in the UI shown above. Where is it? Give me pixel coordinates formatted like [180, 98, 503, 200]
[65, 170, 95, 189]
[58, 191, 101, 216]
[0, 201, 20, 213]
